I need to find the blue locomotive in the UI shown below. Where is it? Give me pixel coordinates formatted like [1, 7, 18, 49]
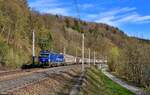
[38, 50, 65, 66]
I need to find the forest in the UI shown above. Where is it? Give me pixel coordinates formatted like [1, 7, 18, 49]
[0, 0, 149, 90]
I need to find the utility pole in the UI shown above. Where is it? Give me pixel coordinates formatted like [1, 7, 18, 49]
[75, 48, 78, 63]
[63, 46, 66, 62]
[82, 33, 85, 72]
[94, 51, 96, 65]
[32, 31, 35, 64]
[51, 47, 53, 52]
[88, 48, 90, 67]
[63, 46, 66, 55]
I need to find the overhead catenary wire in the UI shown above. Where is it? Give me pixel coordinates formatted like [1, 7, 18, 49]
[74, 0, 81, 20]
[74, 0, 85, 72]
[74, 0, 80, 61]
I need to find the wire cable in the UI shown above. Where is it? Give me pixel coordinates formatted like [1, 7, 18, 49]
[74, 0, 80, 20]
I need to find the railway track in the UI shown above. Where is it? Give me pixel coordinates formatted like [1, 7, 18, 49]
[0, 70, 22, 76]
[0, 69, 41, 76]
[0, 68, 47, 81]
[0, 65, 80, 94]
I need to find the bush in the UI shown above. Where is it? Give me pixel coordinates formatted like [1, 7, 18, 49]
[109, 43, 150, 87]
[0, 41, 9, 66]
[108, 46, 120, 72]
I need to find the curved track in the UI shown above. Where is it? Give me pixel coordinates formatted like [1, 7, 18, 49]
[0, 65, 80, 94]
[0, 68, 46, 81]
[0, 70, 22, 76]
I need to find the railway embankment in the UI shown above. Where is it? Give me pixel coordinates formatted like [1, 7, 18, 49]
[78, 66, 134, 95]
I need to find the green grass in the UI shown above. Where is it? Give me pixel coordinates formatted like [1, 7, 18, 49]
[79, 67, 135, 95]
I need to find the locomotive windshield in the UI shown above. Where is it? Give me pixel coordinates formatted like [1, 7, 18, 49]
[40, 54, 49, 58]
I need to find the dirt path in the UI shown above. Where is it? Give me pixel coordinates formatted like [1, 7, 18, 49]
[98, 64, 147, 95]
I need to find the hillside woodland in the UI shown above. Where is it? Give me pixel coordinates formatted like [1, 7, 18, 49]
[0, 0, 149, 89]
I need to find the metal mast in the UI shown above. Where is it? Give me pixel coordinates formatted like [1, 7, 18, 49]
[94, 51, 96, 65]
[88, 48, 91, 67]
[32, 31, 35, 64]
[74, 0, 84, 71]
[82, 33, 85, 71]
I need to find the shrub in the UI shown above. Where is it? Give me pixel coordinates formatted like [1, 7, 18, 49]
[109, 43, 150, 87]
[0, 40, 9, 66]
[108, 46, 120, 72]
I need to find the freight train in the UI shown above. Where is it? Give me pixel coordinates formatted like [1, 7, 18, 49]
[22, 50, 105, 69]
[38, 50, 106, 67]
[22, 50, 106, 69]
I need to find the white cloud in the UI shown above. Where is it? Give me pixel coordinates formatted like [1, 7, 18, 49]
[86, 14, 98, 19]
[29, 0, 70, 16]
[29, 0, 57, 8]
[43, 8, 69, 15]
[29, 1, 150, 26]
[85, 7, 150, 26]
[99, 7, 136, 17]
[96, 16, 117, 25]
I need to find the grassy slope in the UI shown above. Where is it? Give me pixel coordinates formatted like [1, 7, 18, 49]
[79, 67, 134, 95]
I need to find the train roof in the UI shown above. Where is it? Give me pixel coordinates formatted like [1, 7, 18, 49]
[40, 50, 64, 55]
[40, 50, 49, 54]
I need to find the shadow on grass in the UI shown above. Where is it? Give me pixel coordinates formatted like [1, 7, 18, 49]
[79, 67, 111, 95]
[79, 67, 134, 95]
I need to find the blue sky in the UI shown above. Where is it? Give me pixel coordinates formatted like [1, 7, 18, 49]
[28, 0, 150, 39]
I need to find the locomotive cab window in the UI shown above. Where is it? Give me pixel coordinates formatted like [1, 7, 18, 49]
[40, 54, 49, 58]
